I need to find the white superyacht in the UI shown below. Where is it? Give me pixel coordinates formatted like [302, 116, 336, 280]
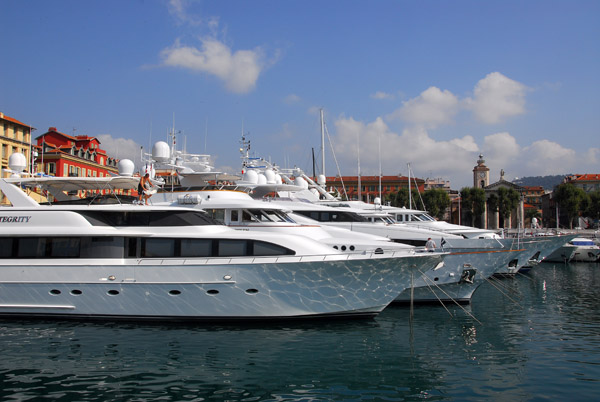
[0, 175, 442, 321]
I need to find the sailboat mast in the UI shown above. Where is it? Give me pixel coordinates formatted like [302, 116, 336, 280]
[408, 162, 412, 209]
[320, 108, 325, 177]
[357, 132, 361, 201]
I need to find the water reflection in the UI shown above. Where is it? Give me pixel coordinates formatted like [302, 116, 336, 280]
[0, 261, 599, 401]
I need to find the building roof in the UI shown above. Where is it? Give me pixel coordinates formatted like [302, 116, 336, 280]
[0, 112, 33, 129]
[35, 127, 77, 141]
[569, 174, 600, 182]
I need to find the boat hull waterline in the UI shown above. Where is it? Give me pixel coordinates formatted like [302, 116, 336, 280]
[0, 253, 442, 321]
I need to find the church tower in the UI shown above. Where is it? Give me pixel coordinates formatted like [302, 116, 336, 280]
[473, 154, 490, 188]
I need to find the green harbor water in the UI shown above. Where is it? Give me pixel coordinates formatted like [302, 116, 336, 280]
[1, 261, 599, 401]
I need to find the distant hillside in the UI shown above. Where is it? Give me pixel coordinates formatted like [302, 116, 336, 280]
[513, 175, 569, 190]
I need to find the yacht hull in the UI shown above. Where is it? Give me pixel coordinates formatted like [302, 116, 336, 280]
[394, 245, 521, 303]
[0, 253, 441, 321]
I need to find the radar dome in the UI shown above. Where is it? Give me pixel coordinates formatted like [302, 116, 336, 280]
[274, 174, 283, 185]
[8, 153, 27, 172]
[118, 159, 135, 176]
[317, 174, 326, 186]
[257, 173, 267, 185]
[294, 177, 309, 189]
[264, 169, 276, 184]
[374, 197, 381, 206]
[242, 170, 258, 184]
[152, 141, 170, 162]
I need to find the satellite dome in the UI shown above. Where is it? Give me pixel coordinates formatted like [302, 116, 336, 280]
[242, 170, 258, 184]
[117, 159, 135, 176]
[265, 169, 276, 184]
[294, 177, 308, 189]
[317, 174, 326, 186]
[8, 153, 26, 172]
[257, 173, 267, 185]
[152, 141, 170, 162]
[274, 174, 283, 185]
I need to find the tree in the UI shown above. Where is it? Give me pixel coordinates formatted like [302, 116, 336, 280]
[459, 187, 486, 227]
[422, 188, 450, 220]
[386, 187, 421, 209]
[554, 183, 590, 229]
[586, 190, 600, 223]
[496, 187, 521, 228]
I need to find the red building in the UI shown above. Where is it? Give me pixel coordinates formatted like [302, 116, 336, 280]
[34, 127, 130, 197]
[325, 175, 425, 203]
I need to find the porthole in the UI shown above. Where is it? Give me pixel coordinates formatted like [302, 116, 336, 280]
[434, 277, 439, 282]
[206, 289, 219, 295]
[169, 290, 182, 296]
[107, 290, 120, 296]
[333, 246, 339, 250]
[70, 289, 82, 296]
[49, 289, 61, 295]
[349, 245, 355, 251]
[341, 245, 347, 251]
[245, 289, 259, 294]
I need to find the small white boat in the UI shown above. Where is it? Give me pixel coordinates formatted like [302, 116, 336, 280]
[545, 237, 600, 262]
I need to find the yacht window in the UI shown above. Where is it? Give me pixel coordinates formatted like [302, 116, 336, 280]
[78, 211, 221, 227]
[50, 238, 80, 258]
[206, 209, 225, 223]
[0, 238, 14, 257]
[230, 210, 239, 223]
[246, 209, 273, 222]
[143, 238, 176, 258]
[80, 237, 124, 258]
[218, 240, 247, 256]
[18, 238, 47, 258]
[242, 210, 258, 222]
[181, 239, 212, 257]
[253, 241, 293, 256]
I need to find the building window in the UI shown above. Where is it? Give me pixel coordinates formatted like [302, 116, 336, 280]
[47, 162, 56, 175]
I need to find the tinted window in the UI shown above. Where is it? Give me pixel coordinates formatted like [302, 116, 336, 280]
[51, 238, 80, 258]
[181, 239, 212, 257]
[143, 238, 176, 257]
[218, 240, 247, 256]
[18, 238, 47, 258]
[81, 237, 124, 259]
[78, 211, 221, 227]
[253, 241, 292, 256]
[0, 238, 14, 257]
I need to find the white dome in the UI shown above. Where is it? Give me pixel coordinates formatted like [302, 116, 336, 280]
[274, 174, 283, 185]
[294, 177, 308, 189]
[242, 170, 258, 184]
[257, 173, 267, 185]
[264, 169, 276, 184]
[117, 159, 135, 176]
[8, 153, 27, 172]
[152, 141, 170, 162]
[317, 174, 326, 186]
[374, 197, 381, 206]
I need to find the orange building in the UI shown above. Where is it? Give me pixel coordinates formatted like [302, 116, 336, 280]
[324, 175, 425, 202]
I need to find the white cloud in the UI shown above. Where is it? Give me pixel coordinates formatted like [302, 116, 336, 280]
[96, 134, 143, 166]
[371, 91, 395, 100]
[332, 116, 478, 181]
[521, 140, 578, 175]
[327, 114, 597, 189]
[161, 38, 266, 94]
[284, 94, 301, 104]
[465, 72, 527, 124]
[386, 86, 460, 129]
[481, 132, 521, 169]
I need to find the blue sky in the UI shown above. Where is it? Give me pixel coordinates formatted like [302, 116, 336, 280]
[2, 0, 599, 189]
